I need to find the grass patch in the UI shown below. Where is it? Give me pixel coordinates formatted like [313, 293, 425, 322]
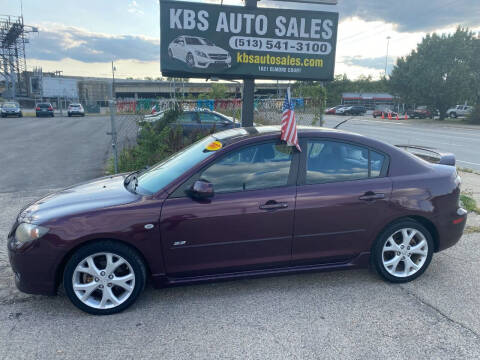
[460, 193, 480, 214]
[457, 167, 480, 175]
[464, 226, 480, 234]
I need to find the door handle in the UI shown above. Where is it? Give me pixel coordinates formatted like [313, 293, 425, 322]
[259, 201, 288, 210]
[359, 192, 385, 201]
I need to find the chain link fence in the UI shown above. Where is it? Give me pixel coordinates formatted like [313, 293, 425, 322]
[108, 97, 322, 173]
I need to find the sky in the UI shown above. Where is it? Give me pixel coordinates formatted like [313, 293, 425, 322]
[3, 0, 480, 80]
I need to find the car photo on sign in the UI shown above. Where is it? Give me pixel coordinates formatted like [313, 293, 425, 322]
[168, 36, 232, 69]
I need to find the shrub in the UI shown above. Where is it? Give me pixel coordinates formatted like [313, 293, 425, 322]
[467, 104, 480, 124]
[112, 105, 212, 173]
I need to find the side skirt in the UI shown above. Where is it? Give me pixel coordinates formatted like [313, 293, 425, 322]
[151, 252, 371, 288]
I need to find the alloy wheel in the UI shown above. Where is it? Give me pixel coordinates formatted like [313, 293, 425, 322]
[381, 228, 429, 278]
[72, 252, 135, 310]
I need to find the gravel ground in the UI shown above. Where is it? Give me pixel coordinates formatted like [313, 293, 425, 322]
[1, 180, 480, 359]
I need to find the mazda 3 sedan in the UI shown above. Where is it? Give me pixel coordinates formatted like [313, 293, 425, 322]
[8, 126, 467, 315]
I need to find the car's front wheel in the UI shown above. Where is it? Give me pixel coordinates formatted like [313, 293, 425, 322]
[186, 53, 195, 67]
[372, 220, 433, 283]
[450, 112, 457, 118]
[63, 241, 146, 315]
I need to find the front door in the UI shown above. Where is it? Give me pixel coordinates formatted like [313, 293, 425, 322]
[293, 138, 392, 264]
[160, 141, 299, 275]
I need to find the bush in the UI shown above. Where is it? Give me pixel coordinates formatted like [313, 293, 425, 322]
[112, 105, 211, 173]
[467, 104, 480, 124]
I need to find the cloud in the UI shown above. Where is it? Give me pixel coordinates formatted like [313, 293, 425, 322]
[338, 0, 480, 32]
[27, 25, 159, 63]
[342, 56, 395, 71]
[128, 0, 144, 16]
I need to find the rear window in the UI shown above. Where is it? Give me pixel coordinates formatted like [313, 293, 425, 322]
[37, 103, 51, 108]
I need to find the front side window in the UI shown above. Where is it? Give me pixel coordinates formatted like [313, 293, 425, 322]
[187, 142, 293, 194]
[175, 113, 197, 124]
[306, 140, 386, 184]
[199, 112, 226, 124]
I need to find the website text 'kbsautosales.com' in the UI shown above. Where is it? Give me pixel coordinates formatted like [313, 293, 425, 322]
[236, 52, 323, 74]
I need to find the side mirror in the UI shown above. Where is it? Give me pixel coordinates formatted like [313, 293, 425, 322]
[187, 180, 214, 200]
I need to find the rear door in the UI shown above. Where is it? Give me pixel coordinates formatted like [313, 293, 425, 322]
[160, 140, 299, 275]
[293, 138, 392, 264]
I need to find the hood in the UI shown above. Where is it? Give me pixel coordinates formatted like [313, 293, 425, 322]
[19, 175, 140, 224]
[189, 44, 229, 55]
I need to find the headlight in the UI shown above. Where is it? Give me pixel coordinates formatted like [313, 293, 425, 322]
[194, 50, 208, 58]
[14, 223, 49, 245]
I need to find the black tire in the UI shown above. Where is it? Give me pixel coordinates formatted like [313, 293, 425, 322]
[371, 219, 434, 283]
[168, 48, 173, 58]
[51, 113, 55, 117]
[450, 112, 457, 119]
[19, 113, 23, 118]
[63, 240, 147, 315]
[68, 113, 72, 117]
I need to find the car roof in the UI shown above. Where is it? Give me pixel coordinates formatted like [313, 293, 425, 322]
[213, 125, 347, 144]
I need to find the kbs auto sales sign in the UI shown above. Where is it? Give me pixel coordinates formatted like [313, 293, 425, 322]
[160, 0, 338, 80]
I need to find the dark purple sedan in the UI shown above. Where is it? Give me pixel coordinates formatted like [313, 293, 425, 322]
[7, 126, 467, 315]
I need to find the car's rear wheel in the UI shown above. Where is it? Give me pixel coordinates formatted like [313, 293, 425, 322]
[63, 241, 146, 315]
[372, 220, 433, 283]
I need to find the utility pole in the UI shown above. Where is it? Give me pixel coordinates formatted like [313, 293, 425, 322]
[241, 0, 257, 127]
[385, 36, 391, 77]
[109, 61, 118, 173]
[111, 61, 116, 97]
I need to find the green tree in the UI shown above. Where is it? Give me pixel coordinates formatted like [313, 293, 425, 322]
[209, 83, 229, 99]
[390, 27, 479, 119]
[293, 81, 327, 126]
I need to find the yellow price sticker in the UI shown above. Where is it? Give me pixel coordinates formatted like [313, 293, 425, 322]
[205, 141, 223, 151]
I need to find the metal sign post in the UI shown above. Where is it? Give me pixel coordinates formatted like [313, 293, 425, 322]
[242, 0, 257, 127]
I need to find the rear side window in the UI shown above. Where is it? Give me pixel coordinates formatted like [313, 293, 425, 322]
[306, 140, 386, 185]
[370, 151, 386, 177]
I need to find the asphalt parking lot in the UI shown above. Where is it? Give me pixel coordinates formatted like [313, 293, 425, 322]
[1, 115, 480, 359]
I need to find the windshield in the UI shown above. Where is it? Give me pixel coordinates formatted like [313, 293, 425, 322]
[135, 136, 218, 195]
[185, 37, 203, 45]
[3, 103, 17, 108]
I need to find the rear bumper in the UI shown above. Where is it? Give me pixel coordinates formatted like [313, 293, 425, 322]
[435, 211, 467, 252]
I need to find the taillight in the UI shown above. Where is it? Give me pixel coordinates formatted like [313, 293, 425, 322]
[48, 106, 53, 111]
[36, 107, 40, 111]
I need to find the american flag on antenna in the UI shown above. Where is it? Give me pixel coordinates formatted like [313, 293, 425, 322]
[280, 87, 301, 152]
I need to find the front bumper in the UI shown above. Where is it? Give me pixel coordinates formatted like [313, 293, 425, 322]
[195, 57, 231, 69]
[7, 228, 59, 295]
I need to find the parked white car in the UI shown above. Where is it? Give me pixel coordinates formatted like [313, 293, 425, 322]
[335, 106, 349, 115]
[67, 103, 85, 117]
[168, 36, 231, 69]
[446, 105, 473, 118]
